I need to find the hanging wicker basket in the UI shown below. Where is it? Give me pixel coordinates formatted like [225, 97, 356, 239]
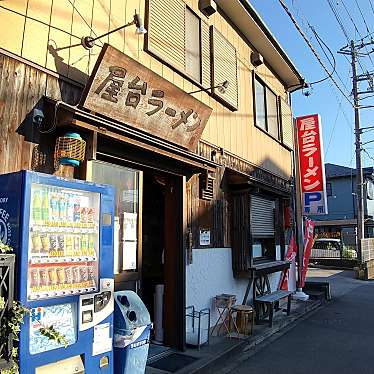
[54, 133, 86, 170]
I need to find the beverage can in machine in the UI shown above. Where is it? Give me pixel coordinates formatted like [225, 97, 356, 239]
[48, 267, 58, 285]
[39, 268, 49, 287]
[72, 266, 81, 284]
[29, 268, 40, 288]
[56, 267, 66, 284]
[64, 267, 73, 284]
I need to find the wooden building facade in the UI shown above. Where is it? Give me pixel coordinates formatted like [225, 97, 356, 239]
[0, 0, 304, 351]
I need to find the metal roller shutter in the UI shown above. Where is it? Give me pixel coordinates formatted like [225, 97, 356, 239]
[250, 195, 275, 237]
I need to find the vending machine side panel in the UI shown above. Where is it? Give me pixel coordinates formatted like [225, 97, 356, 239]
[0, 171, 23, 258]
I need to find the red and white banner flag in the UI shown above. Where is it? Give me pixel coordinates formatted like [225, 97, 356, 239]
[280, 235, 298, 291]
[300, 218, 315, 288]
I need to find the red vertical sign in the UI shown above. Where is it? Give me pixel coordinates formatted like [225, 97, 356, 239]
[296, 114, 328, 215]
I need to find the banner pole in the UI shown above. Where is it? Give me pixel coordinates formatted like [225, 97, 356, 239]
[293, 118, 309, 300]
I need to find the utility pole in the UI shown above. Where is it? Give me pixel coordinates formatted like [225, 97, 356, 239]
[339, 40, 374, 263]
[351, 40, 364, 263]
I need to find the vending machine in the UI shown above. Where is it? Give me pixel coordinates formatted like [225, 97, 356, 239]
[0, 171, 115, 373]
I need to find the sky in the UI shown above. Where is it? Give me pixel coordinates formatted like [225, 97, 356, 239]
[249, 0, 374, 169]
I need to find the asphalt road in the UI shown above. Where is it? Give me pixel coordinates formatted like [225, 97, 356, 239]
[226, 270, 374, 374]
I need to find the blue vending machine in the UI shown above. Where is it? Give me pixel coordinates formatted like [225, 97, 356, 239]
[0, 171, 115, 373]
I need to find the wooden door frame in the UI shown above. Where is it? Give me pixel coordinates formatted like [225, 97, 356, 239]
[163, 175, 186, 350]
[87, 157, 187, 350]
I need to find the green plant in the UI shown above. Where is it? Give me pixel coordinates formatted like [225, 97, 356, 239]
[0, 243, 12, 254]
[342, 246, 357, 259]
[0, 300, 29, 374]
[38, 325, 68, 348]
[0, 243, 68, 373]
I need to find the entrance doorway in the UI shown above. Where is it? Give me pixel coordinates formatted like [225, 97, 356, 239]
[88, 160, 186, 351]
[141, 172, 166, 346]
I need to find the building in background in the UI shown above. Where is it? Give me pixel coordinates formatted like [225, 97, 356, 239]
[311, 163, 374, 248]
[0, 0, 304, 355]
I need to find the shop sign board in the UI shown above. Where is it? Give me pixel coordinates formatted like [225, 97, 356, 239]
[296, 114, 328, 215]
[80, 44, 212, 151]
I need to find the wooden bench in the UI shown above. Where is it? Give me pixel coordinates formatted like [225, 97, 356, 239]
[254, 290, 293, 327]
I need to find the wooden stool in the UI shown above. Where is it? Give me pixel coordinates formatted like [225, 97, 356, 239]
[228, 305, 254, 338]
[211, 294, 236, 336]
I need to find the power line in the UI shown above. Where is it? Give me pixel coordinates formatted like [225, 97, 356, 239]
[354, 0, 371, 34]
[309, 25, 351, 93]
[325, 94, 344, 157]
[339, 2, 374, 73]
[363, 148, 374, 164]
[369, 0, 374, 18]
[339, 0, 374, 73]
[326, 0, 350, 43]
[278, 0, 354, 106]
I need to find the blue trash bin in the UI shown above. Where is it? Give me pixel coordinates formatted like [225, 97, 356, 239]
[113, 291, 152, 374]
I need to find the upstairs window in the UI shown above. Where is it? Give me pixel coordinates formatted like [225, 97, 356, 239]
[254, 76, 280, 140]
[146, 0, 209, 86]
[185, 8, 201, 82]
[146, 0, 238, 111]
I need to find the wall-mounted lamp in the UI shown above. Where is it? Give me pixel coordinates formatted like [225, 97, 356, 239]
[81, 11, 147, 50]
[189, 80, 230, 95]
[55, 11, 147, 52]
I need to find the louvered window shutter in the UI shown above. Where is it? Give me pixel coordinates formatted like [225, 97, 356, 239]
[147, 0, 186, 72]
[280, 98, 294, 149]
[201, 20, 211, 89]
[211, 27, 238, 111]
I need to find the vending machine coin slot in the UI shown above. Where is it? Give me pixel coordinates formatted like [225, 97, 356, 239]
[94, 291, 111, 313]
[82, 298, 94, 306]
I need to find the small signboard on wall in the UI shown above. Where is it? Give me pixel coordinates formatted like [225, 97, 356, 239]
[199, 229, 211, 246]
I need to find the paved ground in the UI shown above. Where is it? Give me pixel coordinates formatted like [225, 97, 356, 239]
[220, 269, 374, 374]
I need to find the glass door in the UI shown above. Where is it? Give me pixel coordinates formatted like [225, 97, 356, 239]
[89, 161, 141, 282]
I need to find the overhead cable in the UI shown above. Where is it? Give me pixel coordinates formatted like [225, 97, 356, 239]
[326, 0, 350, 43]
[340, 0, 374, 72]
[277, 0, 354, 106]
[353, 0, 371, 34]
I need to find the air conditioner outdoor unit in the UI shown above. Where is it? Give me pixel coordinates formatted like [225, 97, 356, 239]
[251, 51, 264, 67]
[199, 0, 217, 17]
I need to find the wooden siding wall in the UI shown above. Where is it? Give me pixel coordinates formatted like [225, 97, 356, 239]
[186, 167, 230, 249]
[0, 0, 293, 179]
[0, 53, 82, 174]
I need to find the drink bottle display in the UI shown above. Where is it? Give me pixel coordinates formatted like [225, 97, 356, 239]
[50, 189, 59, 222]
[59, 194, 67, 221]
[41, 189, 49, 222]
[73, 197, 81, 222]
[32, 190, 42, 224]
[66, 194, 75, 222]
[28, 183, 100, 300]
